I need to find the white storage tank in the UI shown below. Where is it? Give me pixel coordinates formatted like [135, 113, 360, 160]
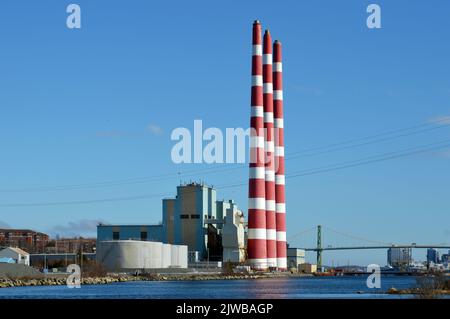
[97, 240, 187, 271]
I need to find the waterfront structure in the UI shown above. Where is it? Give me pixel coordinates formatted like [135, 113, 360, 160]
[298, 263, 317, 274]
[286, 248, 305, 269]
[96, 240, 187, 271]
[387, 247, 412, 267]
[0, 228, 48, 253]
[426, 248, 440, 264]
[0, 247, 30, 266]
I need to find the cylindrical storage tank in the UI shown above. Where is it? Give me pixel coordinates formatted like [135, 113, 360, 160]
[162, 244, 171, 268]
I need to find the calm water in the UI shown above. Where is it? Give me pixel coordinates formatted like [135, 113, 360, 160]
[0, 276, 428, 299]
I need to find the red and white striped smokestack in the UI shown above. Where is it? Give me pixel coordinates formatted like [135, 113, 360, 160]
[273, 40, 287, 270]
[247, 20, 267, 270]
[263, 30, 277, 268]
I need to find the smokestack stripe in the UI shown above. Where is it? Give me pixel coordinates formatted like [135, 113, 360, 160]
[263, 29, 277, 268]
[273, 40, 287, 270]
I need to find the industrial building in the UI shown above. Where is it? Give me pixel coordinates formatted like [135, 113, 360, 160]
[387, 247, 412, 267]
[97, 182, 245, 266]
[96, 240, 187, 271]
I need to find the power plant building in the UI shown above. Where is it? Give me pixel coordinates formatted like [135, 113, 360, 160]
[97, 183, 245, 266]
[97, 21, 289, 270]
[162, 183, 218, 259]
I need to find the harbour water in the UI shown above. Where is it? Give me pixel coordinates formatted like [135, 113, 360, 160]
[0, 276, 429, 299]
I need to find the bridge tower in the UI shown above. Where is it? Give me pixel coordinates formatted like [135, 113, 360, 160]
[317, 225, 322, 271]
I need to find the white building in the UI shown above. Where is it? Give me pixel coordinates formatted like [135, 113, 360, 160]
[287, 248, 305, 269]
[96, 240, 188, 272]
[221, 204, 245, 263]
[0, 247, 30, 266]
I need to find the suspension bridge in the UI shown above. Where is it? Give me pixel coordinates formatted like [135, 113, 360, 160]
[288, 225, 450, 268]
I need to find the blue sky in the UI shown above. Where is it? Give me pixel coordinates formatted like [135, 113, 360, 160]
[0, 0, 449, 265]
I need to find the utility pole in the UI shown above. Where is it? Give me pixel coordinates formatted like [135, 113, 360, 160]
[317, 225, 322, 271]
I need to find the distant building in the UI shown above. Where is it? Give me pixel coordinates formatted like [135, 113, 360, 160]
[45, 238, 96, 254]
[0, 229, 48, 253]
[0, 247, 30, 266]
[441, 250, 450, 263]
[427, 248, 440, 264]
[387, 247, 412, 267]
[287, 248, 305, 269]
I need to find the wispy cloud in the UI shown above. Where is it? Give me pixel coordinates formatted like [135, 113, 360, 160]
[95, 130, 128, 138]
[291, 84, 323, 96]
[427, 115, 450, 125]
[439, 149, 450, 158]
[47, 219, 108, 238]
[0, 221, 10, 228]
[434, 149, 450, 159]
[147, 123, 163, 136]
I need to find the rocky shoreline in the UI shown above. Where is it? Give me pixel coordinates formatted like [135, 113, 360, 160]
[0, 273, 297, 288]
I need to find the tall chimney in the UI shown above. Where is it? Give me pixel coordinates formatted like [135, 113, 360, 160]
[247, 20, 267, 270]
[273, 40, 287, 270]
[263, 30, 277, 268]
